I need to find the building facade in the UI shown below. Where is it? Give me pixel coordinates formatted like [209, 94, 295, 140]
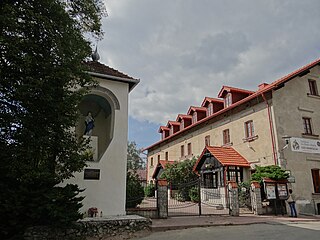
[66, 61, 139, 216]
[145, 59, 320, 215]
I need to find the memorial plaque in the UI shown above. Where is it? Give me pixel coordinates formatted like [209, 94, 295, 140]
[84, 168, 100, 180]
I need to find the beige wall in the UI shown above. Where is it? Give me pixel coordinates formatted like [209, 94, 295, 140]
[66, 77, 129, 216]
[147, 100, 275, 182]
[272, 65, 320, 214]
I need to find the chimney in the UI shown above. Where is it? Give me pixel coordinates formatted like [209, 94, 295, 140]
[258, 83, 269, 90]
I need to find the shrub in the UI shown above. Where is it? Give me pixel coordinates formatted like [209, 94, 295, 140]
[189, 187, 199, 203]
[144, 183, 155, 197]
[126, 172, 144, 208]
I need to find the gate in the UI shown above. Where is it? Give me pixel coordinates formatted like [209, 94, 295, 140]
[238, 183, 252, 214]
[168, 179, 200, 216]
[167, 178, 229, 216]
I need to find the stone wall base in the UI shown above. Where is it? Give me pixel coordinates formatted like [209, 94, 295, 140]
[24, 215, 151, 240]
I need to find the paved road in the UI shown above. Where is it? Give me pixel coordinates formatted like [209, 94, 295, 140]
[138, 222, 320, 240]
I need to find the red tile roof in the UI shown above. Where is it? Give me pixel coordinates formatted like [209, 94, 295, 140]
[218, 86, 254, 98]
[201, 97, 224, 107]
[167, 121, 180, 127]
[193, 146, 250, 172]
[176, 114, 193, 122]
[144, 58, 320, 152]
[152, 160, 175, 179]
[158, 126, 170, 133]
[187, 106, 207, 115]
[85, 61, 134, 79]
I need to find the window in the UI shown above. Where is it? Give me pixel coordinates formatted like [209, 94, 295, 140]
[203, 172, 218, 188]
[303, 117, 313, 135]
[165, 152, 168, 161]
[309, 79, 319, 96]
[205, 135, 210, 146]
[157, 155, 160, 163]
[180, 120, 184, 130]
[245, 120, 254, 138]
[192, 113, 197, 124]
[207, 103, 213, 116]
[227, 166, 243, 184]
[150, 157, 154, 167]
[180, 145, 184, 157]
[223, 129, 230, 145]
[311, 169, 320, 193]
[187, 143, 192, 155]
[170, 127, 174, 135]
[224, 93, 232, 107]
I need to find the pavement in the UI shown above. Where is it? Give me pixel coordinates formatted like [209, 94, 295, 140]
[151, 213, 320, 232]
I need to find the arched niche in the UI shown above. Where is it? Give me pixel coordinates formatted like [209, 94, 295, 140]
[76, 86, 120, 161]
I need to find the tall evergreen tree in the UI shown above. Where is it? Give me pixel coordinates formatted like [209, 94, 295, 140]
[0, 1, 106, 238]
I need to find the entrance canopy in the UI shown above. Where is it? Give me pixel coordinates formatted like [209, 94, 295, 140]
[193, 146, 250, 173]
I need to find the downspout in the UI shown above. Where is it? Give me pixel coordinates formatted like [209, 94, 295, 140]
[261, 93, 277, 165]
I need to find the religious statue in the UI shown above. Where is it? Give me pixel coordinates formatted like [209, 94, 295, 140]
[84, 111, 95, 136]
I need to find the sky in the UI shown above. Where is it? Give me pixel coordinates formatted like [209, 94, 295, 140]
[98, 0, 320, 149]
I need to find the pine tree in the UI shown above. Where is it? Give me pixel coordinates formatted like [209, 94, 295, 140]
[0, 1, 106, 238]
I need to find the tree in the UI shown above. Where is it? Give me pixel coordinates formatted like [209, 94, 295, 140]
[0, 1, 106, 238]
[251, 165, 289, 183]
[127, 141, 145, 170]
[125, 171, 145, 208]
[160, 157, 198, 184]
[160, 157, 199, 201]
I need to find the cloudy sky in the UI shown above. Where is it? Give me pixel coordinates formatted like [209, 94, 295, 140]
[98, 0, 320, 148]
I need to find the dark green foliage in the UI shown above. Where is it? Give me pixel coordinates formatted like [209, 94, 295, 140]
[161, 157, 199, 201]
[160, 157, 198, 183]
[144, 183, 155, 197]
[251, 165, 289, 183]
[0, 0, 106, 238]
[238, 181, 251, 208]
[126, 172, 145, 208]
[189, 187, 199, 203]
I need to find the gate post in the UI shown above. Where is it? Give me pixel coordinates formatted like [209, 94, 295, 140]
[228, 181, 239, 216]
[157, 179, 168, 219]
[250, 181, 263, 215]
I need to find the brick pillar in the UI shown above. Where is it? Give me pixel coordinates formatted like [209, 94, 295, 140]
[228, 181, 239, 216]
[157, 180, 168, 219]
[250, 181, 263, 215]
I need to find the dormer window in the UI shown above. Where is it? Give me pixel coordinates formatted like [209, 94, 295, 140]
[224, 93, 232, 107]
[180, 120, 184, 130]
[207, 103, 213, 116]
[192, 112, 197, 124]
[170, 127, 174, 135]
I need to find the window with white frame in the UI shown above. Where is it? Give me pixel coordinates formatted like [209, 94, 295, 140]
[244, 120, 254, 138]
[303, 117, 313, 135]
[224, 93, 232, 107]
[205, 135, 210, 146]
[309, 79, 319, 96]
[192, 112, 197, 124]
[207, 103, 213, 116]
[223, 129, 230, 144]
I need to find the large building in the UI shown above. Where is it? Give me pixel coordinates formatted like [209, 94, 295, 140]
[145, 58, 320, 215]
[66, 60, 139, 216]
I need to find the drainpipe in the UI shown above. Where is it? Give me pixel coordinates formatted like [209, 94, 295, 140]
[261, 93, 277, 165]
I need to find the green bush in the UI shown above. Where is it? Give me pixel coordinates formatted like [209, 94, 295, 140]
[189, 187, 199, 203]
[251, 165, 289, 183]
[126, 172, 144, 208]
[144, 183, 155, 197]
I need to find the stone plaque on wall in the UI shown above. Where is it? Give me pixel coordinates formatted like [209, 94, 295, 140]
[84, 168, 100, 180]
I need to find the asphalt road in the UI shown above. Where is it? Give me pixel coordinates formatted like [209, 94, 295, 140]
[137, 222, 320, 240]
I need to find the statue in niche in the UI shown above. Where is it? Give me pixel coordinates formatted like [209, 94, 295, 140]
[84, 111, 95, 136]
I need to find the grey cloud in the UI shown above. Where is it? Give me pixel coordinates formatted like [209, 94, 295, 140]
[101, 0, 320, 125]
[180, 32, 250, 73]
